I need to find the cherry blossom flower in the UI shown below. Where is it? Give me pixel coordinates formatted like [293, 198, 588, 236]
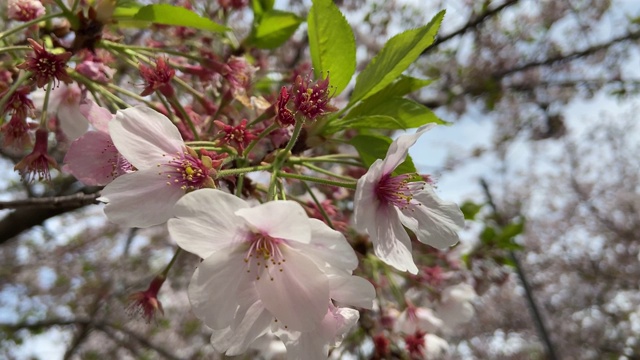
[353, 124, 465, 274]
[434, 283, 477, 332]
[32, 83, 89, 140]
[17, 39, 72, 88]
[275, 86, 295, 127]
[168, 189, 375, 357]
[14, 128, 58, 182]
[139, 57, 175, 98]
[63, 100, 132, 186]
[1, 86, 34, 119]
[291, 73, 335, 120]
[214, 119, 257, 153]
[98, 107, 214, 228]
[8, 0, 45, 22]
[1, 113, 35, 148]
[393, 305, 443, 335]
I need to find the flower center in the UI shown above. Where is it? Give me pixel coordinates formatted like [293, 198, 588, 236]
[375, 174, 424, 209]
[244, 233, 286, 281]
[159, 149, 210, 190]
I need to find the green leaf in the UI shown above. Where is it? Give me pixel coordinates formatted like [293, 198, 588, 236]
[252, 0, 275, 18]
[308, 0, 356, 95]
[460, 201, 483, 220]
[369, 75, 433, 100]
[112, 6, 140, 18]
[346, 97, 445, 127]
[480, 226, 497, 245]
[248, 10, 303, 49]
[349, 10, 445, 105]
[133, 4, 229, 33]
[328, 115, 404, 133]
[349, 134, 417, 175]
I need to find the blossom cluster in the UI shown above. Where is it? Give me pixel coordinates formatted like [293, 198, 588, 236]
[0, 0, 470, 358]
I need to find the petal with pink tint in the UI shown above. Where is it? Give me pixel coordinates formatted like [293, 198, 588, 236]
[169, 189, 249, 259]
[188, 249, 253, 330]
[64, 131, 121, 186]
[57, 102, 89, 140]
[99, 168, 184, 227]
[381, 124, 435, 174]
[235, 200, 311, 244]
[255, 248, 329, 332]
[109, 107, 184, 169]
[79, 99, 113, 133]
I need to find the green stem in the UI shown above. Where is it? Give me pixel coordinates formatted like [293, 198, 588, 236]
[301, 181, 335, 229]
[168, 96, 200, 141]
[268, 119, 304, 199]
[173, 77, 206, 102]
[243, 122, 277, 157]
[299, 162, 356, 181]
[0, 72, 30, 117]
[276, 171, 357, 189]
[104, 83, 162, 110]
[101, 40, 205, 62]
[0, 12, 63, 41]
[160, 248, 182, 278]
[216, 165, 272, 178]
[0, 46, 30, 54]
[39, 82, 53, 126]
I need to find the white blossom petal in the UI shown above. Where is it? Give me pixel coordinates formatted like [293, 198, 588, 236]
[372, 205, 418, 274]
[210, 300, 273, 355]
[289, 219, 357, 274]
[188, 250, 253, 330]
[109, 107, 184, 169]
[381, 124, 436, 174]
[169, 189, 249, 259]
[353, 159, 384, 233]
[329, 275, 376, 309]
[100, 168, 184, 227]
[255, 248, 329, 332]
[57, 102, 89, 140]
[401, 186, 464, 250]
[235, 200, 311, 244]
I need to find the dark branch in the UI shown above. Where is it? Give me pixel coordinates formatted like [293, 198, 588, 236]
[0, 192, 100, 210]
[494, 29, 640, 78]
[424, 0, 521, 55]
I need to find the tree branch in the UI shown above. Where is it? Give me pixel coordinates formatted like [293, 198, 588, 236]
[0, 192, 100, 210]
[423, 0, 521, 55]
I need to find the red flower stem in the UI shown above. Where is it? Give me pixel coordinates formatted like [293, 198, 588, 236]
[39, 81, 52, 126]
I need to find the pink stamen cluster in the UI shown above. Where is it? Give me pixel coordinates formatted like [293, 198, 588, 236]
[291, 73, 333, 120]
[17, 39, 72, 88]
[214, 119, 257, 153]
[160, 149, 211, 190]
[244, 233, 285, 281]
[375, 174, 425, 209]
[139, 57, 176, 97]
